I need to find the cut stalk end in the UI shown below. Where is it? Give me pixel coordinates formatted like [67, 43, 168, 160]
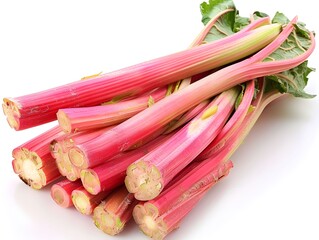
[80, 169, 101, 195]
[125, 161, 163, 201]
[57, 110, 72, 133]
[51, 184, 72, 208]
[133, 203, 167, 240]
[54, 144, 81, 181]
[93, 203, 125, 236]
[69, 147, 87, 169]
[12, 149, 52, 189]
[2, 98, 20, 130]
[71, 190, 92, 215]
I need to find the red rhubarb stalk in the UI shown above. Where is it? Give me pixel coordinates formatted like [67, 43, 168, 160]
[3, 20, 279, 130]
[133, 158, 233, 240]
[70, 19, 313, 170]
[163, 99, 210, 134]
[93, 187, 138, 236]
[198, 79, 256, 158]
[12, 126, 64, 189]
[57, 12, 269, 135]
[57, 88, 167, 133]
[203, 83, 283, 162]
[50, 127, 112, 181]
[125, 87, 239, 200]
[50, 179, 82, 208]
[80, 134, 172, 195]
[71, 187, 111, 215]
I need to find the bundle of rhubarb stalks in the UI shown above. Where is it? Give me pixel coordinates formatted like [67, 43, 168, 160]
[2, 0, 316, 239]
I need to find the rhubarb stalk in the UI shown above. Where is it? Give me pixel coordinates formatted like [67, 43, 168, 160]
[80, 134, 171, 195]
[12, 126, 64, 189]
[71, 187, 111, 215]
[50, 127, 111, 181]
[133, 158, 233, 240]
[93, 187, 138, 236]
[50, 179, 82, 208]
[125, 87, 239, 200]
[73, 17, 313, 171]
[57, 88, 167, 133]
[3, 20, 280, 130]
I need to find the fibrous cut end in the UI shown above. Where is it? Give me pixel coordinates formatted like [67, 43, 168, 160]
[71, 190, 92, 215]
[51, 184, 72, 208]
[12, 148, 56, 189]
[69, 147, 87, 169]
[125, 160, 163, 201]
[80, 169, 101, 195]
[2, 98, 21, 130]
[53, 142, 81, 181]
[57, 110, 72, 133]
[93, 203, 125, 236]
[133, 203, 167, 240]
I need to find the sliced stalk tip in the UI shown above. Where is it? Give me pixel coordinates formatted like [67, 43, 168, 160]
[80, 169, 101, 195]
[2, 98, 20, 130]
[57, 110, 72, 133]
[93, 203, 125, 236]
[133, 203, 167, 240]
[72, 190, 91, 215]
[12, 149, 57, 190]
[69, 148, 86, 169]
[125, 161, 163, 201]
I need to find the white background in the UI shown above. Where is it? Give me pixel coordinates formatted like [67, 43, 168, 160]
[0, 0, 318, 239]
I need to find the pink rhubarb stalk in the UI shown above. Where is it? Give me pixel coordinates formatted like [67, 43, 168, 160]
[50, 127, 112, 181]
[69, 19, 313, 170]
[12, 126, 64, 189]
[61, 10, 258, 136]
[133, 158, 233, 240]
[50, 179, 82, 208]
[80, 134, 172, 195]
[198, 79, 256, 158]
[57, 88, 167, 133]
[125, 87, 239, 201]
[71, 187, 111, 215]
[202, 82, 283, 162]
[3, 20, 278, 130]
[93, 187, 138, 236]
[164, 99, 210, 134]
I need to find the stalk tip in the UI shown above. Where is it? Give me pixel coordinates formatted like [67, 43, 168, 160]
[51, 184, 72, 208]
[80, 169, 101, 195]
[2, 98, 20, 130]
[57, 110, 72, 133]
[133, 203, 167, 240]
[69, 147, 86, 169]
[12, 149, 47, 189]
[71, 190, 92, 215]
[125, 161, 163, 201]
[93, 204, 125, 236]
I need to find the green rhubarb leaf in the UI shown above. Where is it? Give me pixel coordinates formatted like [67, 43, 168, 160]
[264, 12, 312, 62]
[200, 0, 237, 41]
[265, 61, 315, 98]
[262, 13, 315, 98]
[253, 11, 269, 19]
[272, 12, 289, 25]
[233, 14, 250, 32]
